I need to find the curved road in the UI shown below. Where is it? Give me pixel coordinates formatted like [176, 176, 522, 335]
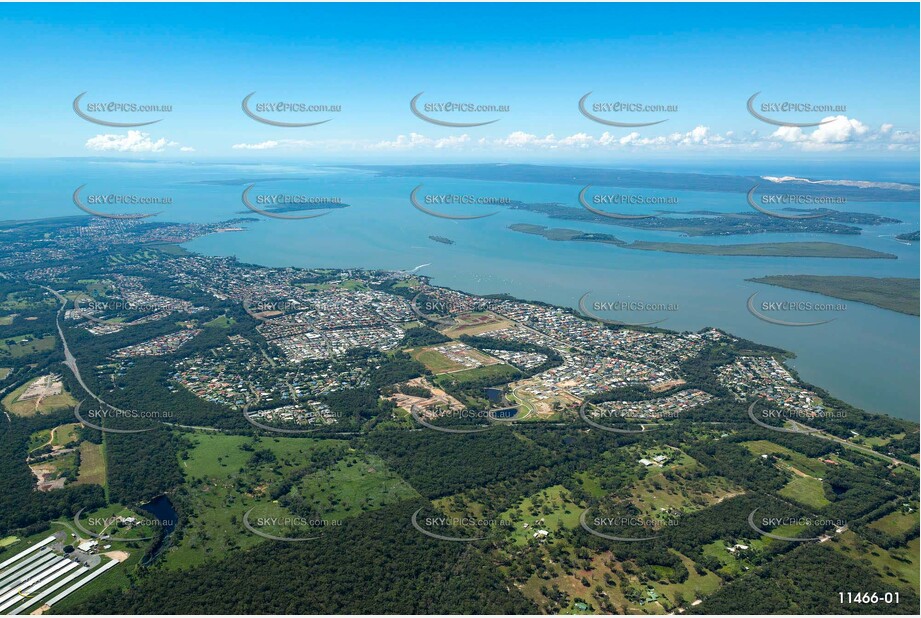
[749, 402, 916, 470]
[42, 286, 136, 418]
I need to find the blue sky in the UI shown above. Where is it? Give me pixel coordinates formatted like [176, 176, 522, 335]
[0, 3, 918, 162]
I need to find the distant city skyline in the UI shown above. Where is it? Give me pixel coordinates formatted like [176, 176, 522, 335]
[0, 3, 918, 161]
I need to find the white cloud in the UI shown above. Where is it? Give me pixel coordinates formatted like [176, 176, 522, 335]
[479, 125, 728, 150]
[84, 130, 192, 153]
[490, 131, 560, 148]
[686, 125, 711, 144]
[232, 133, 473, 151]
[368, 132, 471, 150]
[232, 139, 333, 150]
[226, 117, 917, 154]
[765, 115, 907, 151]
[811, 116, 870, 143]
[890, 129, 918, 143]
[232, 140, 283, 150]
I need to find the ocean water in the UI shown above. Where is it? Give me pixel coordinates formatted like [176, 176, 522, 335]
[1, 159, 918, 421]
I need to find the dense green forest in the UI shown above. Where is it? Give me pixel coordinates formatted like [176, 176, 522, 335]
[0, 411, 105, 531]
[695, 544, 919, 614]
[66, 501, 537, 614]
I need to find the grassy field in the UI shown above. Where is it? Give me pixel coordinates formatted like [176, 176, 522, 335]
[0, 333, 56, 358]
[868, 509, 920, 536]
[518, 551, 628, 614]
[75, 279, 114, 298]
[106, 248, 167, 265]
[167, 433, 343, 569]
[146, 243, 192, 256]
[0, 367, 10, 380]
[701, 540, 756, 577]
[165, 432, 380, 570]
[832, 532, 919, 590]
[0, 535, 18, 549]
[0, 314, 15, 326]
[393, 276, 421, 289]
[204, 314, 235, 328]
[516, 535, 710, 614]
[203, 315, 237, 328]
[861, 432, 906, 448]
[27, 428, 52, 451]
[28, 423, 80, 453]
[486, 473, 729, 614]
[411, 347, 469, 373]
[52, 422, 80, 447]
[2, 375, 77, 416]
[655, 551, 722, 608]
[574, 472, 606, 498]
[741, 440, 829, 478]
[631, 470, 741, 517]
[435, 362, 520, 386]
[293, 453, 420, 521]
[500, 484, 582, 546]
[411, 342, 504, 375]
[76, 441, 107, 487]
[0, 292, 57, 311]
[180, 433, 342, 478]
[778, 475, 830, 510]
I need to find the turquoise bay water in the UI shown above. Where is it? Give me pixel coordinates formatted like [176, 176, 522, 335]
[1, 159, 918, 421]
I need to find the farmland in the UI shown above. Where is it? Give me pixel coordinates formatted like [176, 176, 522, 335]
[76, 441, 107, 487]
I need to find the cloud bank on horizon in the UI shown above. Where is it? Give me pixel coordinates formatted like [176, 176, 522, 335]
[87, 114, 916, 156]
[85, 131, 195, 154]
[223, 115, 918, 154]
